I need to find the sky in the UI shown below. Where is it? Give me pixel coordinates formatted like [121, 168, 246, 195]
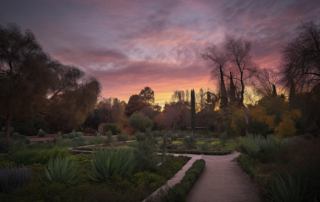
[1, 0, 319, 107]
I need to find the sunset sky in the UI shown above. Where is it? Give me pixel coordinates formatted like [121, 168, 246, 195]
[1, 0, 319, 107]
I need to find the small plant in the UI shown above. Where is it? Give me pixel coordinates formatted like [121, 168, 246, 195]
[219, 131, 228, 146]
[75, 132, 83, 137]
[183, 135, 197, 150]
[62, 134, 69, 138]
[24, 138, 30, 144]
[171, 134, 178, 141]
[38, 131, 46, 137]
[268, 172, 306, 202]
[117, 132, 128, 141]
[73, 136, 89, 146]
[178, 132, 185, 138]
[69, 133, 76, 139]
[105, 130, 113, 143]
[198, 143, 210, 152]
[12, 132, 20, 138]
[89, 147, 136, 182]
[41, 156, 80, 184]
[135, 131, 146, 141]
[153, 130, 163, 137]
[0, 166, 32, 194]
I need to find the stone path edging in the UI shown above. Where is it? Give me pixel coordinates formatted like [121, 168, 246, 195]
[142, 153, 203, 202]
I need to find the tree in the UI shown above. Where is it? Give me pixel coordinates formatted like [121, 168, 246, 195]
[252, 68, 280, 99]
[139, 86, 154, 105]
[202, 35, 258, 136]
[125, 94, 146, 117]
[280, 21, 320, 89]
[128, 112, 153, 132]
[190, 89, 195, 133]
[0, 24, 56, 139]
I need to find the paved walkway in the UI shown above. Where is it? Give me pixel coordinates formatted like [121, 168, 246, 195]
[186, 152, 262, 202]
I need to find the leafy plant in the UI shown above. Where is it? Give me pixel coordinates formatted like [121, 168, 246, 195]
[135, 131, 146, 141]
[198, 143, 210, 152]
[104, 123, 121, 135]
[219, 131, 228, 146]
[41, 156, 80, 184]
[105, 130, 113, 143]
[24, 138, 30, 144]
[62, 134, 68, 138]
[12, 132, 20, 138]
[268, 172, 306, 202]
[183, 135, 196, 150]
[89, 147, 136, 182]
[38, 131, 46, 137]
[73, 136, 89, 146]
[128, 112, 153, 132]
[117, 132, 128, 141]
[171, 134, 178, 141]
[0, 166, 32, 194]
[69, 133, 75, 139]
[88, 136, 104, 145]
[75, 132, 83, 137]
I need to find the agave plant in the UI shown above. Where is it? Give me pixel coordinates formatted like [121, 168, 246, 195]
[89, 147, 136, 182]
[41, 156, 80, 184]
[0, 166, 32, 193]
[268, 172, 306, 202]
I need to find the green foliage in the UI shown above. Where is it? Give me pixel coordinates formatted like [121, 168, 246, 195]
[117, 132, 128, 141]
[171, 134, 178, 141]
[151, 159, 205, 202]
[12, 132, 20, 138]
[191, 89, 196, 133]
[0, 159, 16, 168]
[182, 135, 197, 150]
[9, 140, 26, 153]
[104, 123, 121, 135]
[219, 131, 228, 146]
[73, 136, 89, 146]
[128, 112, 153, 132]
[134, 128, 158, 171]
[178, 132, 185, 138]
[105, 130, 113, 143]
[89, 147, 136, 182]
[198, 143, 210, 152]
[153, 130, 163, 137]
[68, 133, 75, 139]
[41, 156, 80, 184]
[88, 136, 104, 145]
[75, 132, 83, 137]
[62, 134, 68, 138]
[135, 131, 146, 141]
[38, 131, 46, 137]
[0, 139, 10, 153]
[54, 140, 79, 148]
[24, 138, 30, 144]
[9, 148, 70, 165]
[12, 116, 50, 136]
[0, 166, 32, 194]
[268, 172, 306, 202]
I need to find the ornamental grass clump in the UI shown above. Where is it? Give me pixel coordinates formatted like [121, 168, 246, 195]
[41, 156, 80, 184]
[0, 166, 32, 194]
[89, 147, 136, 182]
[268, 172, 306, 202]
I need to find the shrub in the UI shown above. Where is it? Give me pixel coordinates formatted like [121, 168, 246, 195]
[69, 133, 76, 139]
[178, 132, 185, 138]
[0, 139, 10, 153]
[0, 166, 32, 194]
[134, 128, 158, 171]
[24, 138, 30, 144]
[117, 132, 128, 141]
[219, 131, 228, 146]
[89, 147, 136, 182]
[128, 112, 153, 132]
[12, 132, 20, 138]
[153, 130, 163, 137]
[88, 136, 104, 145]
[75, 132, 83, 137]
[103, 123, 121, 135]
[183, 135, 197, 150]
[41, 156, 80, 184]
[9, 140, 26, 153]
[73, 136, 89, 146]
[198, 143, 210, 152]
[38, 131, 46, 137]
[268, 172, 306, 202]
[171, 134, 178, 141]
[135, 131, 146, 141]
[62, 134, 68, 138]
[105, 130, 113, 143]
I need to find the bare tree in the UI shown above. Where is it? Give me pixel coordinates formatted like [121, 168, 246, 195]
[280, 21, 320, 89]
[202, 35, 258, 135]
[252, 68, 280, 99]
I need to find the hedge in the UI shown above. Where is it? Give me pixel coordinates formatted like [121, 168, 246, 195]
[165, 150, 233, 155]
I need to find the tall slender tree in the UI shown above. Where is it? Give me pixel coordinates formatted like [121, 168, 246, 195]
[191, 89, 195, 133]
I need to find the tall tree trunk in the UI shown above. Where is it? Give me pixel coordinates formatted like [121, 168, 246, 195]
[220, 66, 228, 108]
[5, 113, 13, 139]
[191, 89, 195, 134]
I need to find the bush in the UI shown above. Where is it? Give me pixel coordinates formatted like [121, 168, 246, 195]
[38, 131, 46, 137]
[41, 156, 80, 184]
[128, 112, 153, 132]
[103, 123, 121, 135]
[88, 136, 104, 145]
[135, 131, 146, 141]
[117, 132, 128, 141]
[73, 136, 89, 146]
[198, 143, 210, 152]
[69, 133, 76, 139]
[62, 134, 68, 138]
[105, 130, 113, 143]
[9, 148, 70, 165]
[0, 139, 10, 153]
[0, 166, 32, 194]
[219, 131, 229, 146]
[24, 138, 30, 144]
[12, 132, 20, 138]
[9, 140, 26, 153]
[171, 134, 178, 141]
[75, 132, 83, 137]
[153, 130, 163, 137]
[183, 135, 197, 150]
[89, 147, 136, 182]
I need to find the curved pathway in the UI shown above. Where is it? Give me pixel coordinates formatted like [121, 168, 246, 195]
[186, 152, 262, 202]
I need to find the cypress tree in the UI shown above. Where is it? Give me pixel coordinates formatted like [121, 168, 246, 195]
[191, 89, 196, 133]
